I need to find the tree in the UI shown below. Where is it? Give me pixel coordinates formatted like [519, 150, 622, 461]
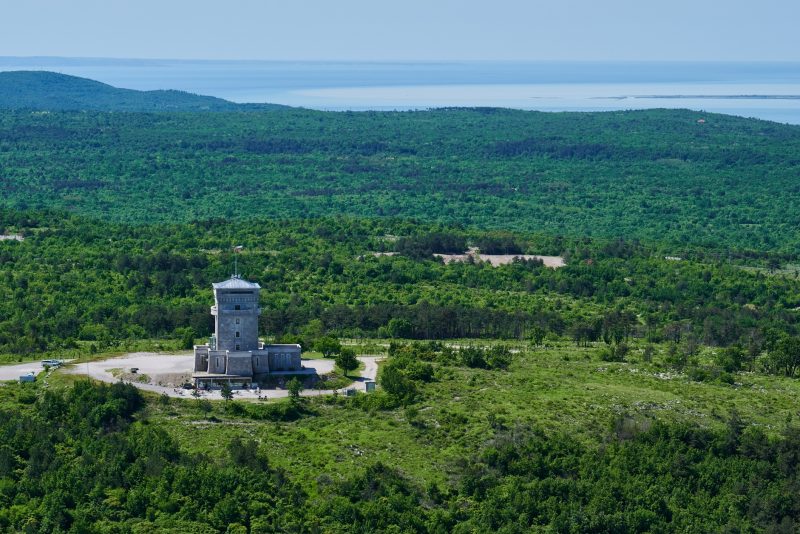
[177, 327, 195, 350]
[386, 318, 414, 339]
[220, 382, 234, 401]
[715, 345, 745, 373]
[336, 347, 359, 377]
[229, 436, 262, 469]
[600, 342, 628, 362]
[570, 321, 596, 347]
[460, 346, 486, 369]
[380, 362, 416, 403]
[767, 258, 781, 273]
[643, 344, 655, 363]
[287, 377, 303, 403]
[529, 326, 546, 347]
[314, 336, 342, 358]
[766, 336, 800, 377]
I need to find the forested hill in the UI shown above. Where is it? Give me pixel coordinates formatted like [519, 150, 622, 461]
[0, 71, 285, 111]
[1, 105, 800, 252]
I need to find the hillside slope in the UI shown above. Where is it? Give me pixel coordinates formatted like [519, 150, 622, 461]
[1, 106, 799, 253]
[0, 71, 285, 111]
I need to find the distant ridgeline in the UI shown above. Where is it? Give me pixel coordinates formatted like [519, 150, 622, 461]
[0, 71, 286, 112]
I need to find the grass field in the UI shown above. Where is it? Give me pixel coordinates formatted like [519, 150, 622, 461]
[140, 341, 800, 495]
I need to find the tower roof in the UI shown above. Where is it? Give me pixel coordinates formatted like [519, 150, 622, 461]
[212, 276, 261, 290]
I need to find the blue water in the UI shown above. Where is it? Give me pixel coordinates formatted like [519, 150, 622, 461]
[1, 57, 799, 124]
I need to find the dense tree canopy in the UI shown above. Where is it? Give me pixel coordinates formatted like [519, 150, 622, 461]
[2, 210, 799, 364]
[1, 107, 799, 252]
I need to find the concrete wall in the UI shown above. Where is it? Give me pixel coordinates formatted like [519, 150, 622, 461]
[213, 289, 260, 351]
[194, 345, 209, 372]
[227, 353, 254, 376]
[207, 351, 227, 374]
[265, 344, 302, 371]
[252, 352, 270, 374]
[193, 345, 303, 384]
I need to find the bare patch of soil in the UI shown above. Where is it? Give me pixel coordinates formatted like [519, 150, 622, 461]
[434, 248, 565, 268]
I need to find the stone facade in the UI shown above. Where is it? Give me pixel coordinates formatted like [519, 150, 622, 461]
[192, 276, 302, 388]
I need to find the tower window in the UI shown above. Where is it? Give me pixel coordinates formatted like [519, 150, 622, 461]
[236, 331, 240, 338]
[235, 318, 240, 324]
[235, 344, 240, 350]
[235, 305, 241, 311]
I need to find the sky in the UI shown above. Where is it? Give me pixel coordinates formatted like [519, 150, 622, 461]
[0, 0, 798, 61]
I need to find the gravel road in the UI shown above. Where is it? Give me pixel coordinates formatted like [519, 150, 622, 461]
[62, 351, 382, 400]
[0, 361, 49, 381]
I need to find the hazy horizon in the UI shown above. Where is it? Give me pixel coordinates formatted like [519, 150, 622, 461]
[4, 56, 800, 64]
[1, 1, 798, 62]
[3, 58, 799, 124]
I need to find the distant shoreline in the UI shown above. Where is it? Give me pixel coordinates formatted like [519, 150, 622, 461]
[593, 94, 800, 100]
[2, 60, 800, 124]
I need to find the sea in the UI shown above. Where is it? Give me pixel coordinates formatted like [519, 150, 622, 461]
[1, 57, 799, 124]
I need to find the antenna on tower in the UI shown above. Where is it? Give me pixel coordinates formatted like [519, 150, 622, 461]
[232, 245, 243, 278]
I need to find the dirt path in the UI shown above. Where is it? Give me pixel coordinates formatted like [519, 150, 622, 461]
[63, 352, 382, 400]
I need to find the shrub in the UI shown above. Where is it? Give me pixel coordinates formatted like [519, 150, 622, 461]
[485, 345, 513, 370]
[460, 346, 487, 368]
[600, 343, 628, 362]
[314, 336, 342, 358]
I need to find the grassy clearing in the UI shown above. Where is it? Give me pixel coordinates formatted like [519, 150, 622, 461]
[315, 373, 353, 391]
[145, 341, 800, 496]
[340, 340, 390, 355]
[739, 263, 800, 279]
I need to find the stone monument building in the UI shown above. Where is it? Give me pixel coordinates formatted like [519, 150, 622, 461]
[192, 275, 301, 388]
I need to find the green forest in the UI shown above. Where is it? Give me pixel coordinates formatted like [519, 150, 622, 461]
[3, 210, 800, 361]
[2, 374, 800, 533]
[2, 99, 800, 532]
[1, 105, 799, 252]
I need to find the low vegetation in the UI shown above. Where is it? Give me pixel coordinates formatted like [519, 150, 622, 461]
[3, 340, 800, 532]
